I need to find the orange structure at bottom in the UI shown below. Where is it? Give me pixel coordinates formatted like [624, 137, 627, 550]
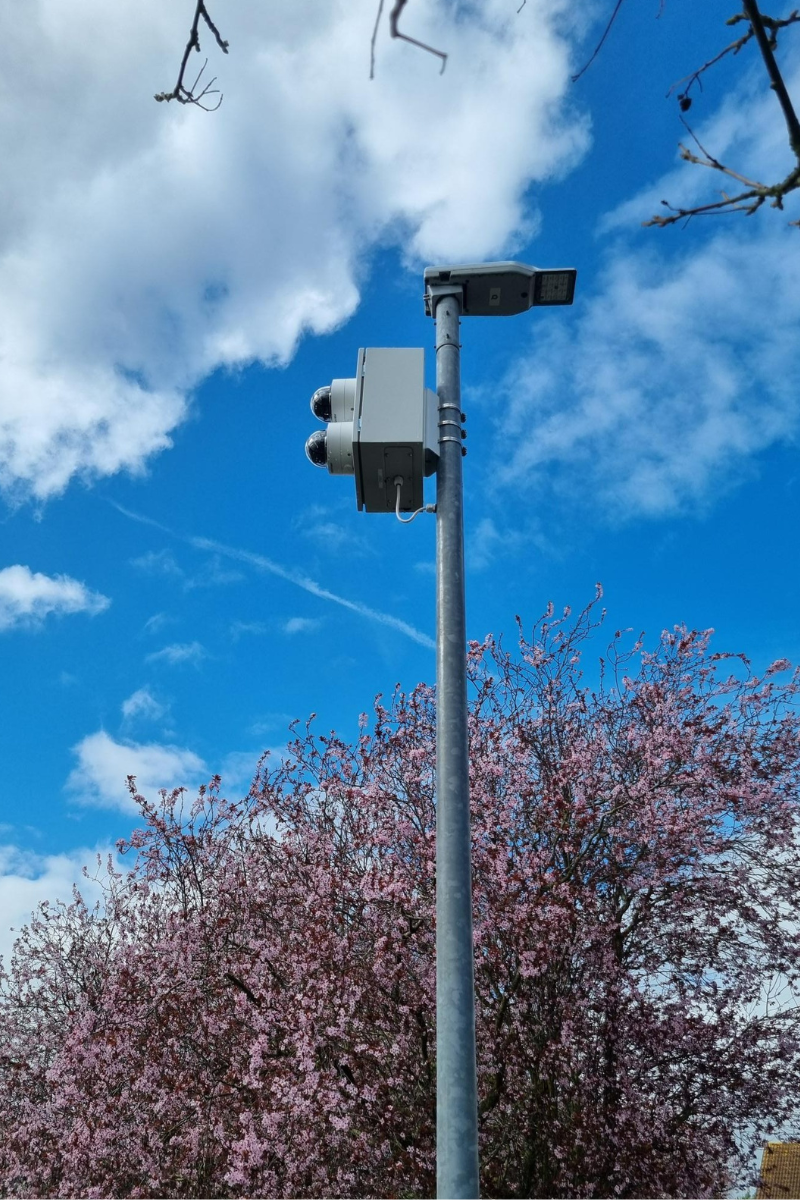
[758, 1143, 800, 1198]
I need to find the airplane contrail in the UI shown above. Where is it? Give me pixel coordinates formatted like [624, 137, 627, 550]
[111, 502, 435, 650]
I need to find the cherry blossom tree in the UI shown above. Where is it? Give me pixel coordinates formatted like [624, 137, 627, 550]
[2, 592, 800, 1198]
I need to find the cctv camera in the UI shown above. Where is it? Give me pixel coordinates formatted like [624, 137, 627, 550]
[305, 429, 327, 467]
[310, 385, 332, 422]
[305, 422, 355, 475]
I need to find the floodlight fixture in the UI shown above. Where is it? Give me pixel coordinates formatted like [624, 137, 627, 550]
[424, 260, 577, 317]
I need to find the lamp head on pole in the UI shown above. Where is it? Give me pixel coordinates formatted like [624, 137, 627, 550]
[424, 260, 577, 317]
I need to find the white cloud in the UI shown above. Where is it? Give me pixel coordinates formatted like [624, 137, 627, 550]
[283, 616, 322, 635]
[301, 520, 372, 555]
[0, 842, 123, 970]
[67, 730, 206, 810]
[492, 225, 800, 520]
[120, 687, 168, 723]
[0, 0, 590, 501]
[246, 713, 295, 739]
[491, 38, 800, 528]
[483, 45, 800, 525]
[0, 564, 110, 631]
[145, 640, 207, 666]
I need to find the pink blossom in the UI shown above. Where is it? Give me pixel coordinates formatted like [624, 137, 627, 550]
[1, 593, 798, 1197]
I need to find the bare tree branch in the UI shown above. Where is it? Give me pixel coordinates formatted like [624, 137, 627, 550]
[668, 29, 757, 110]
[223, 971, 261, 1008]
[572, 0, 626, 84]
[388, 0, 447, 74]
[645, 135, 800, 227]
[668, 12, 799, 111]
[743, 0, 800, 155]
[650, 2, 800, 226]
[155, 1, 229, 110]
[370, 0, 386, 81]
[680, 117, 767, 188]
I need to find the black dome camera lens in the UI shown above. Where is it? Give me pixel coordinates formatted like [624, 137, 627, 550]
[310, 385, 332, 422]
[304, 430, 328, 466]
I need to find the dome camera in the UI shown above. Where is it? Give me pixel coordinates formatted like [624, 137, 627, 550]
[304, 430, 327, 467]
[310, 385, 332, 422]
[305, 424, 355, 474]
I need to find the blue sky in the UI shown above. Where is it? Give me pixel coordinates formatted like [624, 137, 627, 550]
[1, 0, 799, 966]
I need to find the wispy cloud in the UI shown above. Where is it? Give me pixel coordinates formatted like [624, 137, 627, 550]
[216, 750, 261, 796]
[192, 536, 437, 650]
[293, 504, 373, 556]
[131, 547, 243, 590]
[229, 620, 268, 641]
[142, 611, 172, 635]
[283, 616, 322, 636]
[120, 687, 169, 724]
[0, 565, 110, 631]
[130, 548, 184, 578]
[112, 503, 435, 650]
[485, 49, 800, 527]
[491, 224, 800, 521]
[183, 555, 244, 589]
[246, 712, 296, 739]
[466, 517, 523, 572]
[145, 641, 207, 666]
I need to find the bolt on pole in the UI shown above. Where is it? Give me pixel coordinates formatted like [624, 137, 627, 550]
[432, 288, 480, 1200]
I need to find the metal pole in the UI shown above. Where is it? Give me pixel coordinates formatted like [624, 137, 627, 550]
[433, 291, 480, 1199]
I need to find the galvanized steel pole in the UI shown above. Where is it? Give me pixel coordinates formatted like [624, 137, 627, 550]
[432, 289, 480, 1199]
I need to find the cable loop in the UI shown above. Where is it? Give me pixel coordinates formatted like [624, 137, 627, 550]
[394, 478, 436, 523]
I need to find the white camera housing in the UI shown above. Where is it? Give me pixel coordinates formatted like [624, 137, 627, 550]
[305, 347, 439, 513]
